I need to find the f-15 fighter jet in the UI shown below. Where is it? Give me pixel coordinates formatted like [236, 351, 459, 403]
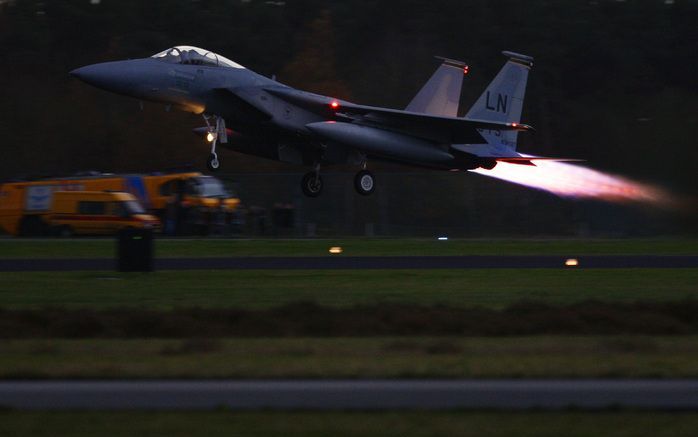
[72, 47, 548, 197]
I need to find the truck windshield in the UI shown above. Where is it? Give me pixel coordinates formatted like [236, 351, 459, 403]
[124, 200, 146, 215]
[193, 177, 229, 197]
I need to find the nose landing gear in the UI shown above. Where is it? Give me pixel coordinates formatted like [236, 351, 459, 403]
[207, 153, 220, 171]
[203, 115, 227, 171]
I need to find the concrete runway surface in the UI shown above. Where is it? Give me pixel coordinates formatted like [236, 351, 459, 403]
[1, 380, 698, 410]
[1, 255, 698, 271]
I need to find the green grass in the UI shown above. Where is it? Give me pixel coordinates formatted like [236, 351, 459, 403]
[1, 411, 697, 437]
[1, 268, 696, 309]
[1, 237, 697, 258]
[1, 337, 697, 379]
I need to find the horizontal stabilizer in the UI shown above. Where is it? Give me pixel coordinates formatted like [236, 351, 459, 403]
[496, 156, 584, 166]
[452, 144, 580, 165]
[497, 158, 536, 166]
[499, 156, 583, 161]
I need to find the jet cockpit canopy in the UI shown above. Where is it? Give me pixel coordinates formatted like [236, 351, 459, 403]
[151, 46, 244, 69]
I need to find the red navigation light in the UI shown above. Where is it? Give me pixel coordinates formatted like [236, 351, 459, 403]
[463, 65, 469, 75]
[511, 122, 518, 127]
[329, 100, 340, 110]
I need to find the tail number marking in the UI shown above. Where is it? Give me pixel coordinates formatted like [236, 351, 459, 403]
[485, 91, 508, 113]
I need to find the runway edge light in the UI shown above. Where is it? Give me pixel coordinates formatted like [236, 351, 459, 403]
[329, 246, 343, 254]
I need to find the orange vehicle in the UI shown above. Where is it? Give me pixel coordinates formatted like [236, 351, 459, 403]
[0, 171, 239, 236]
[47, 191, 160, 236]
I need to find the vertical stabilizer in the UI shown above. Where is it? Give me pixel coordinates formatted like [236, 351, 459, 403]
[464, 51, 533, 149]
[406, 57, 468, 117]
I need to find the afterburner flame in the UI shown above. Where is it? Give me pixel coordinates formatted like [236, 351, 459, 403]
[471, 158, 674, 207]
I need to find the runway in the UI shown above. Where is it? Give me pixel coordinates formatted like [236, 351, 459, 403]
[1, 255, 697, 271]
[1, 379, 697, 410]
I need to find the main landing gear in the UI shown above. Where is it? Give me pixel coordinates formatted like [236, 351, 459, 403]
[203, 114, 227, 171]
[300, 164, 376, 198]
[354, 169, 375, 196]
[301, 165, 324, 198]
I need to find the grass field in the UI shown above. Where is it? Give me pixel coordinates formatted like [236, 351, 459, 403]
[2, 238, 696, 382]
[1, 268, 696, 309]
[1, 237, 697, 258]
[1, 337, 697, 379]
[1, 411, 697, 437]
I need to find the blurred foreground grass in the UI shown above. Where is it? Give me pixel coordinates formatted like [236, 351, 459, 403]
[1, 268, 696, 309]
[1, 411, 697, 437]
[1, 337, 697, 379]
[1, 237, 697, 258]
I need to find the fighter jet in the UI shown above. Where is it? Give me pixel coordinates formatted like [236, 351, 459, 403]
[71, 46, 546, 197]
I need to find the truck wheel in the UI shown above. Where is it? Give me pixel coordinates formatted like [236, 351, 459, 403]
[18, 216, 48, 237]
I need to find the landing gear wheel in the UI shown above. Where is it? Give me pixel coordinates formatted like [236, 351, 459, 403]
[301, 172, 323, 197]
[354, 170, 375, 196]
[207, 153, 220, 171]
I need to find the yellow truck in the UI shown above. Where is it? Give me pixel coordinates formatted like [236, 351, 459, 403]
[0, 172, 240, 236]
[48, 191, 160, 236]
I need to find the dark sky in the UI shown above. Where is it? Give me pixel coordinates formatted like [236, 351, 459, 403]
[0, 0, 696, 234]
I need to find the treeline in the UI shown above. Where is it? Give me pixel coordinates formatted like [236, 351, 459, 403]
[0, 0, 696, 240]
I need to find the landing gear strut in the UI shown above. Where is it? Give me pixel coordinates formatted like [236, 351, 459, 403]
[301, 164, 323, 198]
[203, 115, 227, 171]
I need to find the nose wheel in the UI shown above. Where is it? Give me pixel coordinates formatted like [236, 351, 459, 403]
[207, 153, 220, 171]
[354, 169, 375, 195]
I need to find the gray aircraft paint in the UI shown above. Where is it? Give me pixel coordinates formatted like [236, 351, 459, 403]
[71, 46, 542, 195]
[459, 52, 533, 157]
[405, 58, 468, 117]
[307, 122, 453, 164]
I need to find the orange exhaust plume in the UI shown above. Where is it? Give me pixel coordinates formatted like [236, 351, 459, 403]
[471, 158, 677, 208]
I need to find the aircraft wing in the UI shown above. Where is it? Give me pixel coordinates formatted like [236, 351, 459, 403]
[338, 103, 533, 144]
[264, 87, 533, 144]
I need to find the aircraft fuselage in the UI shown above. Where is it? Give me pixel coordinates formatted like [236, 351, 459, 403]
[71, 46, 536, 196]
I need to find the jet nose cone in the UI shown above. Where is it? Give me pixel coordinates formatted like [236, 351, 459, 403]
[69, 63, 111, 87]
[71, 58, 188, 107]
[69, 60, 146, 96]
[69, 66, 88, 79]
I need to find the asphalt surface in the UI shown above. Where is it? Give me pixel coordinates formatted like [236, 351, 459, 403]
[1, 255, 698, 271]
[1, 380, 697, 410]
